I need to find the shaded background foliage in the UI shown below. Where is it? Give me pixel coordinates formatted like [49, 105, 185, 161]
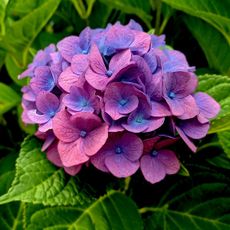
[0, 0, 229, 229]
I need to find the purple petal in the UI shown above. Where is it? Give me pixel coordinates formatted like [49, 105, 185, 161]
[120, 133, 143, 161]
[176, 126, 197, 152]
[57, 36, 80, 62]
[177, 95, 199, 120]
[151, 100, 171, 117]
[36, 92, 59, 115]
[164, 72, 198, 98]
[105, 154, 139, 178]
[179, 118, 210, 139]
[194, 92, 220, 119]
[27, 109, 50, 124]
[158, 150, 180, 174]
[140, 155, 166, 184]
[30, 66, 55, 94]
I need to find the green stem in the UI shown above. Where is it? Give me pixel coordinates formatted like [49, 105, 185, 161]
[139, 207, 162, 214]
[154, 0, 162, 35]
[159, 16, 170, 34]
[122, 176, 131, 194]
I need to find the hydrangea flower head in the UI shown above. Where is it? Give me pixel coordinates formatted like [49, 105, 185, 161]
[20, 20, 220, 183]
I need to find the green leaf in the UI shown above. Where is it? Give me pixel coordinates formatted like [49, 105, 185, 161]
[1, 0, 61, 67]
[0, 136, 93, 206]
[162, 0, 230, 44]
[143, 167, 230, 229]
[218, 131, 230, 158]
[5, 55, 26, 86]
[207, 154, 230, 170]
[0, 83, 20, 115]
[98, 0, 152, 29]
[0, 152, 17, 196]
[0, 202, 24, 230]
[0, 0, 9, 36]
[71, 0, 96, 19]
[184, 15, 230, 76]
[197, 74, 230, 133]
[27, 191, 143, 230]
[177, 163, 190, 177]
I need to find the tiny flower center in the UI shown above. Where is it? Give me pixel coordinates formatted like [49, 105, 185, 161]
[119, 99, 128, 106]
[168, 91, 176, 99]
[81, 49, 88, 54]
[151, 150, 158, 157]
[80, 98, 88, 107]
[106, 70, 113, 77]
[115, 146, 123, 154]
[135, 115, 143, 123]
[80, 130, 87, 138]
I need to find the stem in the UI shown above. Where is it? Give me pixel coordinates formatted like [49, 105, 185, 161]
[139, 207, 162, 214]
[122, 177, 131, 194]
[154, 0, 162, 35]
[159, 16, 169, 34]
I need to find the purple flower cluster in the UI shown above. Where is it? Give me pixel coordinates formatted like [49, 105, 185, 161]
[20, 20, 220, 184]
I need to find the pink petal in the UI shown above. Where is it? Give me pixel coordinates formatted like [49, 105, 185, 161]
[165, 97, 184, 116]
[144, 117, 165, 132]
[130, 31, 151, 55]
[46, 142, 63, 167]
[39, 119, 53, 132]
[158, 150, 180, 174]
[58, 67, 85, 93]
[105, 154, 139, 178]
[78, 123, 109, 157]
[64, 165, 82, 176]
[71, 54, 88, 75]
[85, 68, 108, 90]
[53, 110, 80, 142]
[58, 140, 89, 167]
[91, 150, 111, 173]
[89, 44, 106, 74]
[109, 49, 132, 71]
[151, 101, 171, 117]
[140, 155, 166, 184]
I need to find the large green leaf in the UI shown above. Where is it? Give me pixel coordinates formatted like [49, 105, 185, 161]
[1, 0, 61, 67]
[0, 136, 93, 206]
[184, 15, 230, 76]
[196, 74, 230, 133]
[0, 0, 9, 36]
[26, 191, 143, 230]
[143, 166, 230, 229]
[218, 131, 230, 158]
[162, 0, 230, 44]
[0, 83, 20, 115]
[98, 0, 152, 29]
